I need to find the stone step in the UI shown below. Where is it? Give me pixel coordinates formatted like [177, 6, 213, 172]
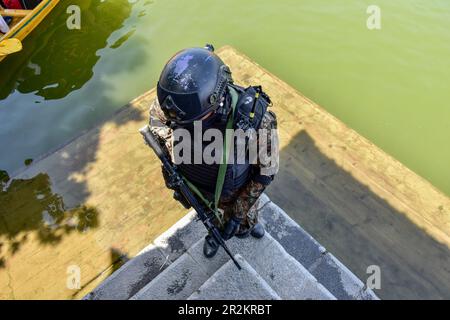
[131, 245, 212, 300]
[227, 233, 335, 300]
[83, 243, 170, 300]
[84, 210, 206, 300]
[85, 196, 266, 300]
[188, 255, 281, 300]
[131, 228, 335, 300]
[258, 194, 378, 300]
[182, 229, 335, 299]
[85, 194, 378, 300]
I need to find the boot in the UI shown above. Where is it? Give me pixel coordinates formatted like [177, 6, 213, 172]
[203, 234, 219, 258]
[250, 223, 265, 239]
[236, 223, 265, 239]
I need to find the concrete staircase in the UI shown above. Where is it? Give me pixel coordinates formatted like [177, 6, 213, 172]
[84, 195, 378, 300]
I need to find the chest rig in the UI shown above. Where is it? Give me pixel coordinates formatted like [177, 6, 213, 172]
[230, 84, 271, 132]
[175, 84, 272, 201]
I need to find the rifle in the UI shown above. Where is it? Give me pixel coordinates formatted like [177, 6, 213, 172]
[139, 125, 242, 270]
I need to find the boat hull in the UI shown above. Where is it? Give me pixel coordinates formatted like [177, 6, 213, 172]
[0, 0, 59, 62]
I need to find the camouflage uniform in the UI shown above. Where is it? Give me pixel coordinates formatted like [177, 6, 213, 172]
[149, 97, 279, 235]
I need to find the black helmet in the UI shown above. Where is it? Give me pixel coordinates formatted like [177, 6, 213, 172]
[157, 44, 233, 126]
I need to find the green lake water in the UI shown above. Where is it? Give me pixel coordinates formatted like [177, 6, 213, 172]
[0, 0, 449, 196]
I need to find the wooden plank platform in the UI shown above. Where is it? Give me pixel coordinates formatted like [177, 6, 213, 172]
[0, 46, 449, 299]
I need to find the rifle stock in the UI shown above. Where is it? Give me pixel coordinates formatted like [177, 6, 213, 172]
[139, 125, 242, 270]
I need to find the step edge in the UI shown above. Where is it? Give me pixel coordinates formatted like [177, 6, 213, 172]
[188, 254, 281, 300]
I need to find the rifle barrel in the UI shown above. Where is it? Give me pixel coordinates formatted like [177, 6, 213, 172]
[139, 125, 242, 270]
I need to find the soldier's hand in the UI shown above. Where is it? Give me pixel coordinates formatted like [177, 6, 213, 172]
[173, 190, 191, 209]
[222, 216, 242, 241]
[160, 166, 192, 209]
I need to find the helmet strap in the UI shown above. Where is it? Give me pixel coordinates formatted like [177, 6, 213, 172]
[215, 88, 232, 124]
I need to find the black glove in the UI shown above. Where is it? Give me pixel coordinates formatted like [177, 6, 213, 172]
[222, 216, 242, 241]
[161, 166, 191, 209]
[173, 190, 191, 209]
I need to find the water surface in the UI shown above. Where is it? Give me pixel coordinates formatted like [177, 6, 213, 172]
[0, 0, 449, 193]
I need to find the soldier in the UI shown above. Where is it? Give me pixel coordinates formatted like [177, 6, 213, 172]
[149, 44, 279, 258]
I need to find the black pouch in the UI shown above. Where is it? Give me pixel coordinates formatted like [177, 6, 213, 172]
[234, 86, 271, 131]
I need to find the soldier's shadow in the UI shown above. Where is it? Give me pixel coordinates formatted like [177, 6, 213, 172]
[267, 129, 450, 299]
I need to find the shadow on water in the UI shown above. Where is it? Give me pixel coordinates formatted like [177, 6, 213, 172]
[0, 0, 134, 100]
[267, 130, 450, 299]
[0, 0, 151, 297]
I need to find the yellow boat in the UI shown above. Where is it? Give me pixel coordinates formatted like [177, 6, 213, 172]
[0, 0, 59, 62]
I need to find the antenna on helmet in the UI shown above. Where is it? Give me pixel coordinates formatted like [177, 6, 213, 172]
[204, 43, 215, 52]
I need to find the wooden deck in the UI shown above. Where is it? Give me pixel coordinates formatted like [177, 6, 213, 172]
[0, 46, 449, 299]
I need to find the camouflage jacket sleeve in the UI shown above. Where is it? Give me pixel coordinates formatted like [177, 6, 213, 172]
[149, 98, 173, 159]
[231, 110, 280, 220]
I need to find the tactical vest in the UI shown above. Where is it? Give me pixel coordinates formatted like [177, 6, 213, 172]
[176, 84, 271, 200]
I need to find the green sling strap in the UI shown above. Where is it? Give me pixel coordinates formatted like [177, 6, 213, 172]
[181, 87, 239, 226]
[213, 87, 238, 218]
